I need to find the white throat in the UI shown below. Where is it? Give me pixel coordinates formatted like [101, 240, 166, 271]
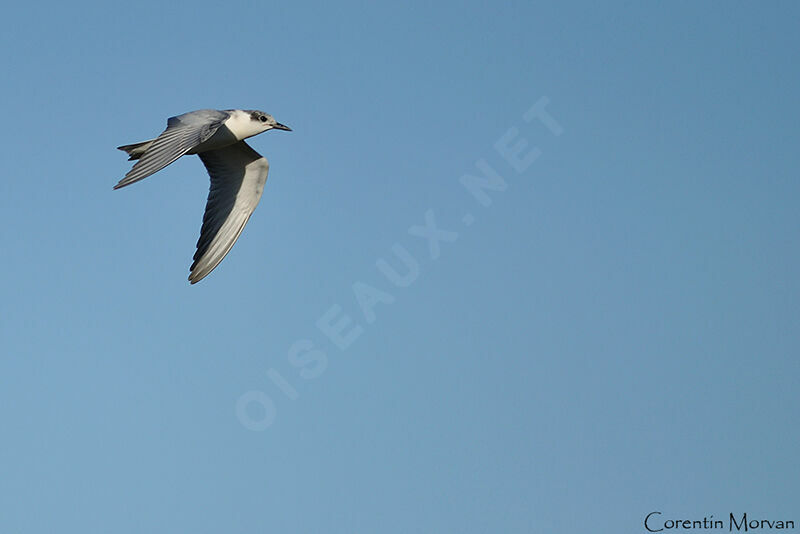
[224, 110, 264, 140]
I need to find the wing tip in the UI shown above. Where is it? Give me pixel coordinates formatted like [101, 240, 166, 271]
[188, 269, 210, 284]
[188, 257, 213, 284]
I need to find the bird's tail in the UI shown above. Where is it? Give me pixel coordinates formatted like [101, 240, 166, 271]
[117, 139, 156, 161]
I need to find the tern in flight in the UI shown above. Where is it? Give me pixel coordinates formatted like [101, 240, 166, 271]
[114, 109, 291, 284]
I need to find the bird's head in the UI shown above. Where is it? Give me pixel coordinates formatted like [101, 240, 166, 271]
[249, 110, 292, 133]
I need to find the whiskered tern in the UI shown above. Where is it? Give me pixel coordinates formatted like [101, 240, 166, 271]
[114, 109, 291, 284]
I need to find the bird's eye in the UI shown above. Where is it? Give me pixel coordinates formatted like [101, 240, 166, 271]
[260, 116, 268, 122]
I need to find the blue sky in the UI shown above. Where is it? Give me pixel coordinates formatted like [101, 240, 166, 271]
[1, 2, 798, 533]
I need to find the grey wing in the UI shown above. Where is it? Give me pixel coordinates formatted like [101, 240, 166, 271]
[114, 109, 230, 189]
[188, 140, 270, 284]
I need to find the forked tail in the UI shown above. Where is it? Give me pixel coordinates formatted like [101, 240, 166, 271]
[117, 139, 156, 161]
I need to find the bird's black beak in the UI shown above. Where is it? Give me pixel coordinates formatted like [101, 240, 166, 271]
[274, 122, 292, 131]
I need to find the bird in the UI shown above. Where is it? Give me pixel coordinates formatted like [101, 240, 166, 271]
[114, 109, 291, 284]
